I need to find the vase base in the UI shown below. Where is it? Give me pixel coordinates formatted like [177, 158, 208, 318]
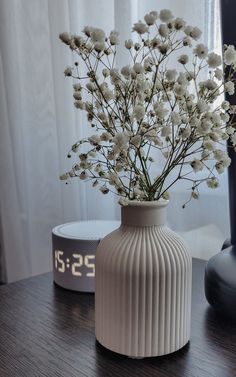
[96, 338, 190, 358]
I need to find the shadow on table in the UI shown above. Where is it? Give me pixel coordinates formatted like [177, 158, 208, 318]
[95, 340, 191, 377]
[52, 282, 95, 320]
[202, 307, 236, 376]
[204, 306, 236, 331]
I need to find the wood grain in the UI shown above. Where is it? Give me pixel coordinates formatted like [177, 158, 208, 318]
[0, 258, 235, 377]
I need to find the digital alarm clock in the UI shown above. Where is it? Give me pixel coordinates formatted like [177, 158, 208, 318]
[52, 220, 120, 292]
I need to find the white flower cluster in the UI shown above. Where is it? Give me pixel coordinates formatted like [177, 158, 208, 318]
[59, 9, 236, 203]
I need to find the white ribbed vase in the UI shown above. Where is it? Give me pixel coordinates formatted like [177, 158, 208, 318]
[95, 200, 192, 358]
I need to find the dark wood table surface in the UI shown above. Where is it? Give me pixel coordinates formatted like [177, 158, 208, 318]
[0, 258, 235, 377]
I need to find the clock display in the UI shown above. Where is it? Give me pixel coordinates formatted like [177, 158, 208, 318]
[54, 250, 95, 277]
[52, 220, 120, 292]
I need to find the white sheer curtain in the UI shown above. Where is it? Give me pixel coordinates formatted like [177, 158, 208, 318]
[0, 0, 229, 282]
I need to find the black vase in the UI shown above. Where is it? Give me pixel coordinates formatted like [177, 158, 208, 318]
[205, 246, 236, 319]
[204, 0, 236, 319]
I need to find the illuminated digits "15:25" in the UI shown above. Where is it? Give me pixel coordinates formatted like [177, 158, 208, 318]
[54, 250, 95, 277]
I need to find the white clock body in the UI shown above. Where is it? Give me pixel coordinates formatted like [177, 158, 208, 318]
[52, 220, 120, 292]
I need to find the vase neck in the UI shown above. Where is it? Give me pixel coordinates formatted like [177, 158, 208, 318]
[121, 200, 168, 227]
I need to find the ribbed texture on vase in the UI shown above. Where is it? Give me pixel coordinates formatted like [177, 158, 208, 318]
[95, 225, 192, 357]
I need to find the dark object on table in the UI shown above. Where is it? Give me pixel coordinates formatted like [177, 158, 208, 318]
[0, 259, 236, 377]
[205, 247, 236, 318]
[205, 0, 236, 319]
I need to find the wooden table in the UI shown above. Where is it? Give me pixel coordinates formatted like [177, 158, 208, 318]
[0, 258, 235, 377]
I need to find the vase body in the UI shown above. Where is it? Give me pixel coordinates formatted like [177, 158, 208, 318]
[205, 246, 236, 319]
[95, 200, 192, 357]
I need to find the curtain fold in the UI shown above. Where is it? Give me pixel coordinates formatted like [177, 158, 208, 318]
[0, 0, 229, 282]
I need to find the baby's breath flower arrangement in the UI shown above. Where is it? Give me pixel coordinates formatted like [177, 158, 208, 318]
[59, 9, 236, 204]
